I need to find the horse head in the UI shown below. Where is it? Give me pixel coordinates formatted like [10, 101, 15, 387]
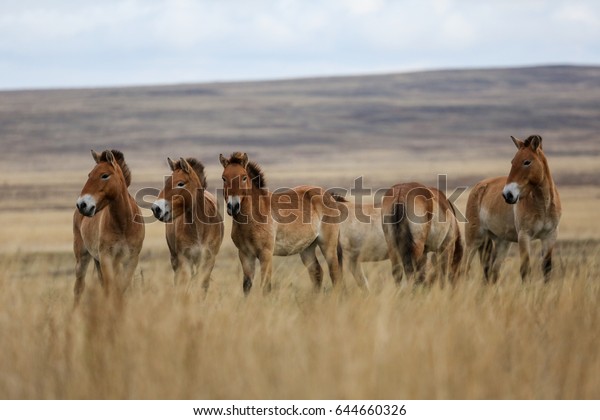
[503, 135, 547, 204]
[76, 149, 130, 217]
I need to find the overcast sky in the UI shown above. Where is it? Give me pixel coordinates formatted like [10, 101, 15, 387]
[1, 0, 599, 90]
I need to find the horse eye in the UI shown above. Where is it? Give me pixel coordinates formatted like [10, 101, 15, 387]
[222, 177, 227, 183]
[523, 160, 532, 167]
[101, 173, 110, 180]
[242, 176, 248, 182]
[177, 182, 185, 188]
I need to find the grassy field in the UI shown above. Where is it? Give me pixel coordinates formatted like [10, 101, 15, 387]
[1, 66, 599, 399]
[0, 238, 599, 399]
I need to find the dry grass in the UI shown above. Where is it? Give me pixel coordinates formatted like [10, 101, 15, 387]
[0, 239, 599, 399]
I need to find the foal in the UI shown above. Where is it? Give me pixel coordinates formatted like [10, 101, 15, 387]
[73, 150, 145, 304]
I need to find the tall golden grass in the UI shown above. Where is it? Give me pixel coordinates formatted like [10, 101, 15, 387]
[0, 234, 598, 399]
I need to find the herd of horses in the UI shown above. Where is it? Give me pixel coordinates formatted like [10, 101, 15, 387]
[73, 134, 561, 303]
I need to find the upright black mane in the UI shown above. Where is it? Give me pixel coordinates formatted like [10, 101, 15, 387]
[523, 134, 542, 148]
[100, 150, 131, 186]
[229, 152, 267, 190]
[173, 158, 207, 189]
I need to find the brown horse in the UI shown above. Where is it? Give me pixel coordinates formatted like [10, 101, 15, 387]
[339, 202, 388, 291]
[73, 150, 145, 304]
[381, 183, 463, 285]
[152, 157, 224, 291]
[465, 135, 561, 282]
[219, 152, 345, 294]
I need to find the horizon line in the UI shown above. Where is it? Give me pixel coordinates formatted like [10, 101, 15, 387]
[1, 62, 597, 94]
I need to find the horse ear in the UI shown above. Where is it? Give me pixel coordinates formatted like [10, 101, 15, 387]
[179, 157, 191, 174]
[167, 157, 176, 171]
[219, 154, 230, 168]
[105, 150, 116, 166]
[240, 153, 249, 168]
[530, 135, 542, 151]
[511, 136, 525, 149]
[91, 150, 101, 163]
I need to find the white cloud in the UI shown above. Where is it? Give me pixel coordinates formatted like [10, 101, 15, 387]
[347, 0, 385, 16]
[0, 0, 599, 89]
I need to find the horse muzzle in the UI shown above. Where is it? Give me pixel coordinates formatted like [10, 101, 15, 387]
[502, 183, 520, 204]
[152, 199, 171, 222]
[226, 196, 241, 217]
[76, 195, 96, 217]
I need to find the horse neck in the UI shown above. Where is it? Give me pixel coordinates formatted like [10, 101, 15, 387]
[193, 187, 212, 223]
[238, 185, 270, 224]
[106, 183, 136, 232]
[530, 154, 558, 211]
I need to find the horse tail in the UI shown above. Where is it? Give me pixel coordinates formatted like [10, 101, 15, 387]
[444, 197, 464, 276]
[337, 229, 343, 271]
[452, 227, 464, 275]
[391, 200, 414, 270]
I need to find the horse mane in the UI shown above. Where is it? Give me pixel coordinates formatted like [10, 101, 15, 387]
[99, 150, 131, 186]
[331, 193, 348, 202]
[173, 158, 207, 189]
[523, 134, 542, 148]
[228, 152, 267, 190]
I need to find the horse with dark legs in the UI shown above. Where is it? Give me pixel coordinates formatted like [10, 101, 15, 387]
[220, 152, 345, 295]
[73, 150, 145, 305]
[465, 135, 561, 283]
[152, 157, 224, 292]
[381, 183, 463, 287]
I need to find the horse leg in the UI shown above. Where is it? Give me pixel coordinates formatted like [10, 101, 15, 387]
[437, 244, 454, 287]
[348, 257, 369, 292]
[517, 231, 532, 281]
[406, 239, 426, 285]
[198, 250, 217, 294]
[74, 251, 91, 305]
[428, 253, 439, 285]
[170, 253, 178, 273]
[317, 230, 343, 289]
[257, 251, 274, 294]
[489, 241, 510, 284]
[300, 242, 323, 292]
[174, 255, 193, 290]
[382, 223, 404, 285]
[414, 252, 428, 286]
[541, 231, 558, 282]
[460, 239, 483, 276]
[480, 238, 496, 283]
[387, 249, 405, 285]
[239, 250, 256, 295]
[119, 253, 139, 295]
[450, 229, 464, 284]
[98, 254, 116, 298]
[94, 259, 102, 281]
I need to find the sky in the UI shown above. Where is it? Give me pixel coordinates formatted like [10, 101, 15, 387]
[1, 0, 599, 90]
